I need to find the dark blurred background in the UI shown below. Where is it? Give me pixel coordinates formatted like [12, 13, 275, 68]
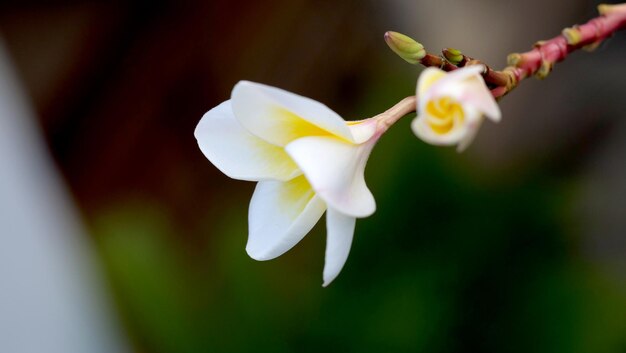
[1, 0, 625, 352]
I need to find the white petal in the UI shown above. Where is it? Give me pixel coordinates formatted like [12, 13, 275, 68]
[195, 100, 300, 181]
[459, 77, 501, 122]
[419, 66, 501, 123]
[412, 104, 482, 147]
[419, 66, 481, 108]
[346, 119, 378, 144]
[322, 208, 356, 287]
[433, 64, 485, 87]
[246, 175, 326, 260]
[417, 67, 447, 97]
[231, 81, 354, 146]
[285, 136, 376, 218]
[411, 115, 468, 146]
[456, 117, 484, 152]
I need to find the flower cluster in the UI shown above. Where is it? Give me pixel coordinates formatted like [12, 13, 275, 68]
[195, 67, 500, 285]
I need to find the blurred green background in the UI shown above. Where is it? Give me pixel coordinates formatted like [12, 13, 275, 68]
[1, 0, 625, 352]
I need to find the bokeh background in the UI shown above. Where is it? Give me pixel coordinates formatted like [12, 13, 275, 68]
[1, 0, 625, 352]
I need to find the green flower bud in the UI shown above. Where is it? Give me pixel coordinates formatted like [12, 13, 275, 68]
[384, 31, 425, 64]
[443, 48, 463, 65]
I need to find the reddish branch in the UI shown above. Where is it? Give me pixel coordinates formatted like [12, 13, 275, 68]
[400, 3, 626, 99]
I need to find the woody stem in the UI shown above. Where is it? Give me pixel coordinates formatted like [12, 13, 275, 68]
[412, 3, 626, 99]
[377, 4, 626, 127]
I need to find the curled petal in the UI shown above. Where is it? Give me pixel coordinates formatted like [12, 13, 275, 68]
[412, 115, 467, 146]
[418, 66, 501, 122]
[414, 66, 502, 151]
[285, 136, 376, 218]
[195, 101, 300, 181]
[428, 64, 485, 92]
[451, 76, 501, 122]
[247, 176, 326, 261]
[231, 81, 355, 146]
[456, 117, 484, 152]
[417, 67, 447, 97]
[418, 65, 485, 104]
[411, 102, 483, 146]
[322, 208, 356, 287]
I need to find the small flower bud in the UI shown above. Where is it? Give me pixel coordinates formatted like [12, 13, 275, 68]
[598, 3, 626, 16]
[562, 27, 582, 45]
[507, 53, 522, 66]
[443, 48, 463, 65]
[384, 31, 426, 64]
[535, 60, 553, 79]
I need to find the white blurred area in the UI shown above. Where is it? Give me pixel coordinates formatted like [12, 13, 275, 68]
[0, 38, 128, 353]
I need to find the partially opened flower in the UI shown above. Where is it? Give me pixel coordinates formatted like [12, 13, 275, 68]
[195, 81, 382, 286]
[412, 65, 501, 152]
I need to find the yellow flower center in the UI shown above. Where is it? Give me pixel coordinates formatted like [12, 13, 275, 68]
[425, 97, 464, 135]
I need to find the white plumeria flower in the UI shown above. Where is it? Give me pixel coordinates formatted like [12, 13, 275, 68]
[195, 81, 382, 286]
[412, 65, 501, 152]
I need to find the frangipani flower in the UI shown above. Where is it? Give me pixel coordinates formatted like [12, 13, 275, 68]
[412, 65, 501, 152]
[195, 81, 382, 286]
